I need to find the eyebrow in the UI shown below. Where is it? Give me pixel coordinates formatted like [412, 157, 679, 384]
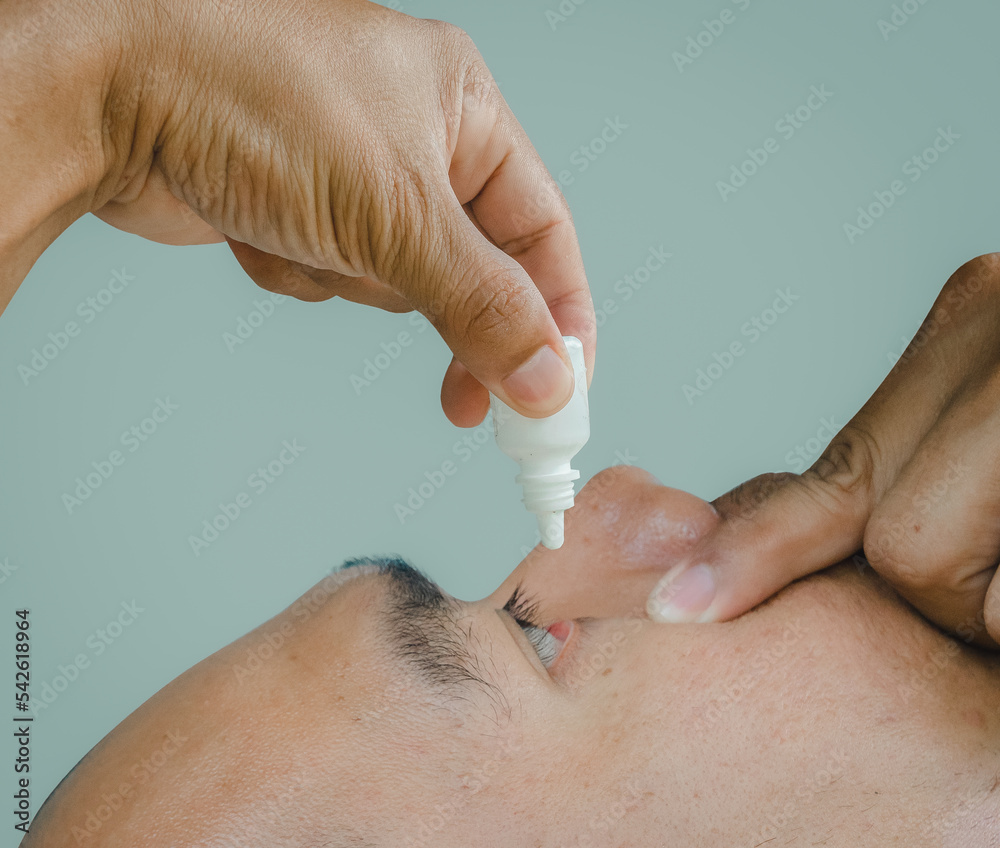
[337, 556, 508, 712]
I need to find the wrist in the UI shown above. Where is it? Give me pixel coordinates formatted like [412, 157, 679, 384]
[0, 0, 133, 309]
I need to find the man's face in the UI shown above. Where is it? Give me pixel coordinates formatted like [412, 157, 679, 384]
[24, 467, 943, 847]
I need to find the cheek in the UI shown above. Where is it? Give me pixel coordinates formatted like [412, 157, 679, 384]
[380, 726, 537, 845]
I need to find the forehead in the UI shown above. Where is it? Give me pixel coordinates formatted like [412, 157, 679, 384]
[285, 566, 399, 686]
[27, 566, 499, 848]
[283, 564, 469, 712]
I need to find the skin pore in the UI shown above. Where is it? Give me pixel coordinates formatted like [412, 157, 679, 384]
[23, 467, 1000, 848]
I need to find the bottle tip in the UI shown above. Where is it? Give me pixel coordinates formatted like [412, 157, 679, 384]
[537, 511, 565, 549]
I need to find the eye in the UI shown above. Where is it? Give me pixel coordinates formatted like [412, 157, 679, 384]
[503, 586, 569, 669]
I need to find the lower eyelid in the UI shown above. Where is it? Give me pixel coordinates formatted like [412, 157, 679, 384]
[506, 613, 575, 674]
[541, 622, 573, 671]
[497, 610, 553, 677]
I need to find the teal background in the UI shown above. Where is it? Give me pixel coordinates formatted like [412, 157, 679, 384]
[1, 0, 998, 839]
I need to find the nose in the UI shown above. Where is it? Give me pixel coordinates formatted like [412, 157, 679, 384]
[487, 465, 719, 621]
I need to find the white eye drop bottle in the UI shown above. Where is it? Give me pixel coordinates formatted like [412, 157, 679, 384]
[490, 336, 590, 550]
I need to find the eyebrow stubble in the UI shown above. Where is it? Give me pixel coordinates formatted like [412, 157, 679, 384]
[338, 556, 508, 711]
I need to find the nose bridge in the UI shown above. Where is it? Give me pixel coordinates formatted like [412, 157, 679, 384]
[579, 466, 721, 566]
[575, 464, 662, 516]
[590, 462, 661, 491]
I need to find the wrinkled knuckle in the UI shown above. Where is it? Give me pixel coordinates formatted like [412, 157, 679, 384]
[434, 20, 480, 60]
[420, 18, 481, 70]
[371, 166, 438, 281]
[863, 515, 939, 591]
[451, 271, 529, 349]
[713, 472, 798, 522]
[809, 422, 878, 503]
[422, 20, 497, 149]
[427, 20, 493, 99]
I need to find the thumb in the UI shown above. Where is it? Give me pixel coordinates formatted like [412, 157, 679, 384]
[646, 471, 870, 623]
[382, 193, 577, 420]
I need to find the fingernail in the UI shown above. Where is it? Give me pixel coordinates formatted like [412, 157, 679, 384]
[502, 344, 574, 413]
[647, 565, 716, 623]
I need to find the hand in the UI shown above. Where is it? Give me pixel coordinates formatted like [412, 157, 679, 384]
[5, 0, 594, 424]
[647, 253, 1000, 648]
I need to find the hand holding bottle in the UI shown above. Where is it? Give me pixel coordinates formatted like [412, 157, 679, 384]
[0, 0, 596, 424]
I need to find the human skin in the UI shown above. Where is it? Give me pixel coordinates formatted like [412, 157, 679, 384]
[0, 0, 595, 425]
[23, 467, 1000, 847]
[649, 253, 1000, 648]
[5, 0, 997, 655]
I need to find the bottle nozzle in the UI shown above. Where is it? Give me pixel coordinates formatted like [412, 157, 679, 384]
[537, 511, 565, 549]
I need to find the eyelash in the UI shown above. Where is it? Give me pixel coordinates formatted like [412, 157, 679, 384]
[504, 586, 560, 667]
